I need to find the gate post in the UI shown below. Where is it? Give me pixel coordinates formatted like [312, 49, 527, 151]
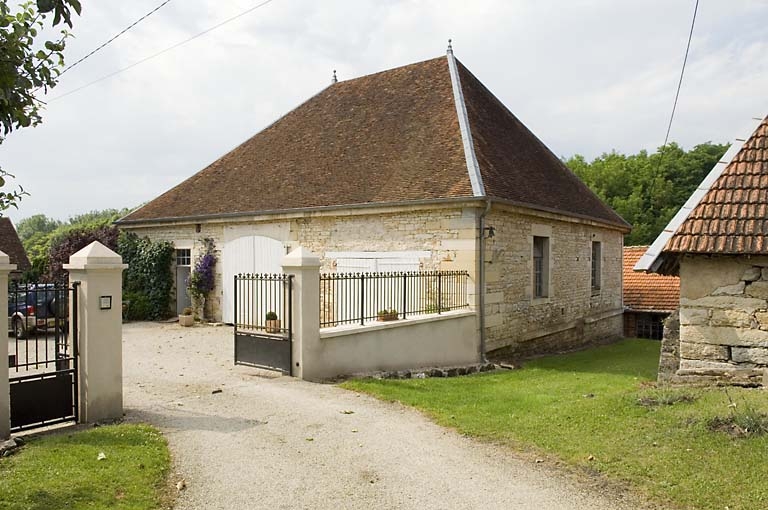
[0, 251, 16, 439]
[63, 241, 127, 424]
[282, 247, 321, 380]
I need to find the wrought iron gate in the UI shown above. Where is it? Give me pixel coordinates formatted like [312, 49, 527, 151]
[233, 274, 293, 374]
[8, 281, 79, 432]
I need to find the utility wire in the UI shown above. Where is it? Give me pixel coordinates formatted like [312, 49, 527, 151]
[659, 0, 699, 157]
[49, 0, 277, 102]
[59, 0, 174, 78]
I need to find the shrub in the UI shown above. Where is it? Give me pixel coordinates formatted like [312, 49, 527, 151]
[46, 224, 119, 282]
[118, 232, 174, 320]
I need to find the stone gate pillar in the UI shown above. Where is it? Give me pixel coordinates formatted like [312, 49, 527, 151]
[282, 247, 321, 380]
[0, 251, 17, 439]
[64, 241, 127, 423]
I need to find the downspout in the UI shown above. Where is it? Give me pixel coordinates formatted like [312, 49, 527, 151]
[478, 199, 491, 363]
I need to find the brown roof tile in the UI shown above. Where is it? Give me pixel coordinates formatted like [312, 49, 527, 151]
[665, 116, 768, 254]
[457, 63, 628, 227]
[0, 218, 30, 272]
[624, 246, 679, 312]
[121, 55, 627, 230]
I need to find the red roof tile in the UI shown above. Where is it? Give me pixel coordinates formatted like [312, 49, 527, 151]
[624, 246, 679, 312]
[665, 115, 768, 254]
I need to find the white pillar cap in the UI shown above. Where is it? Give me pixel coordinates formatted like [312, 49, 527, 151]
[282, 246, 321, 268]
[63, 241, 127, 270]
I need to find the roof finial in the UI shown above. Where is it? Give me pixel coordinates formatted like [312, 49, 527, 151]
[332, 69, 337, 84]
[447, 38, 453, 54]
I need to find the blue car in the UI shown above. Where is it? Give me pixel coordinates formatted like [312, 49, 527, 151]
[8, 284, 68, 339]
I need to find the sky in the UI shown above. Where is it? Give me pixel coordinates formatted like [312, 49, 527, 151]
[2, 0, 767, 224]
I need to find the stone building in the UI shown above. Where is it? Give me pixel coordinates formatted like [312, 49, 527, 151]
[636, 114, 768, 385]
[118, 49, 629, 358]
[623, 246, 679, 339]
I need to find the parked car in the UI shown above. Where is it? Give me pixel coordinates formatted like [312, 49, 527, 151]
[8, 284, 68, 339]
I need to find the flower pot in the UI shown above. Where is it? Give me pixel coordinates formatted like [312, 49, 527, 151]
[377, 312, 398, 322]
[265, 319, 281, 333]
[179, 314, 194, 327]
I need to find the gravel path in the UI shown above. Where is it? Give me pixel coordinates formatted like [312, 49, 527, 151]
[123, 322, 644, 510]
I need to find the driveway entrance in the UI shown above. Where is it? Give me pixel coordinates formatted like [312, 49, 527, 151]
[122, 322, 646, 510]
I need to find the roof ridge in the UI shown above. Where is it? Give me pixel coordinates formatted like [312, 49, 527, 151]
[446, 50, 485, 197]
[635, 114, 767, 272]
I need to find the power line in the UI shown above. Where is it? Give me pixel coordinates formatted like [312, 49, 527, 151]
[59, 0, 174, 78]
[660, 0, 700, 154]
[49, 0, 277, 102]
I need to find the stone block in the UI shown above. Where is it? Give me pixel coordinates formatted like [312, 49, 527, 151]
[679, 307, 709, 326]
[679, 359, 737, 371]
[755, 311, 768, 329]
[742, 266, 762, 282]
[710, 309, 753, 328]
[712, 281, 745, 296]
[680, 296, 766, 314]
[746, 281, 768, 299]
[680, 342, 729, 361]
[731, 347, 768, 365]
[681, 324, 768, 348]
[763, 268, 768, 281]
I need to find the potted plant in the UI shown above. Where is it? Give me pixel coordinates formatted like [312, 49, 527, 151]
[187, 238, 216, 321]
[179, 307, 194, 327]
[265, 311, 281, 333]
[377, 309, 398, 321]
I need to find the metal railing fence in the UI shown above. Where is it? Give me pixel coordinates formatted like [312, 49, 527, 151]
[319, 270, 469, 328]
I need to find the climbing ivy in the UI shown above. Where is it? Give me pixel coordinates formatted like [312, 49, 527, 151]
[118, 231, 174, 320]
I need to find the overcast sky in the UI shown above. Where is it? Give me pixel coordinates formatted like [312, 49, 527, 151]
[3, 0, 767, 224]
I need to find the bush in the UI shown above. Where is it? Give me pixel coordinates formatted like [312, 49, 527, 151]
[118, 232, 174, 320]
[123, 292, 152, 321]
[46, 225, 119, 282]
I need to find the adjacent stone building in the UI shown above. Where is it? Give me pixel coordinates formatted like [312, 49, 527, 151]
[636, 114, 768, 385]
[118, 49, 630, 358]
[623, 246, 679, 339]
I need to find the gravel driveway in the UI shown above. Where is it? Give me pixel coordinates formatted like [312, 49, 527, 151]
[123, 322, 644, 510]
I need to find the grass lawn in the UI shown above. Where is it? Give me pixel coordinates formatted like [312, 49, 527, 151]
[342, 339, 768, 510]
[0, 423, 171, 510]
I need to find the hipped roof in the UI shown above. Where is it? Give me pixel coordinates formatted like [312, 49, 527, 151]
[120, 54, 628, 230]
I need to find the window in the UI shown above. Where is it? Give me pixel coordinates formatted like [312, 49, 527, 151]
[176, 249, 191, 266]
[636, 314, 664, 340]
[533, 236, 549, 298]
[591, 241, 601, 291]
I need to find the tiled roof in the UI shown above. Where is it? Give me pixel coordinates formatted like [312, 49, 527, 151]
[665, 115, 768, 254]
[120, 55, 627, 230]
[624, 246, 679, 312]
[0, 218, 30, 272]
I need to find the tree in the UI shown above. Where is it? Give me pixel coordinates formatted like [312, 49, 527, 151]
[0, 0, 82, 212]
[566, 142, 728, 246]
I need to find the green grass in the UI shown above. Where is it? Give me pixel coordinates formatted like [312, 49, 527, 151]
[342, 339, 768, 510]
[0, 423, 171, 510]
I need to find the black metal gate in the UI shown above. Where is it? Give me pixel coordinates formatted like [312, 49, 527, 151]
[233, 274, 293, 374]
[8, 281, 79, 432]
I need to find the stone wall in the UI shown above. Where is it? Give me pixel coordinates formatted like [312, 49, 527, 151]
[676, 255, 768, 386]
[124, 203, 478, 324]
[123, 201, 625, 357]
[483, 205, 624, 358]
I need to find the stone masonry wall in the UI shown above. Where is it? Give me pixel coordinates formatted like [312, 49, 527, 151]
[124, 203, 626, 359]
[676, 255, 768, 386]
[483, 205, 624, 358]
[124, 204, 479, 323]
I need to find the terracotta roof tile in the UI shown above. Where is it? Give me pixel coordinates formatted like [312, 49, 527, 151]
[0, 218, 30, 272]
[624, 246, 679, 312]
[665, 116, 768, 254]
[121, 55, 627, 230]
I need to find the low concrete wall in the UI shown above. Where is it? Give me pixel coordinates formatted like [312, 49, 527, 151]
[311, 311, 478, 380]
